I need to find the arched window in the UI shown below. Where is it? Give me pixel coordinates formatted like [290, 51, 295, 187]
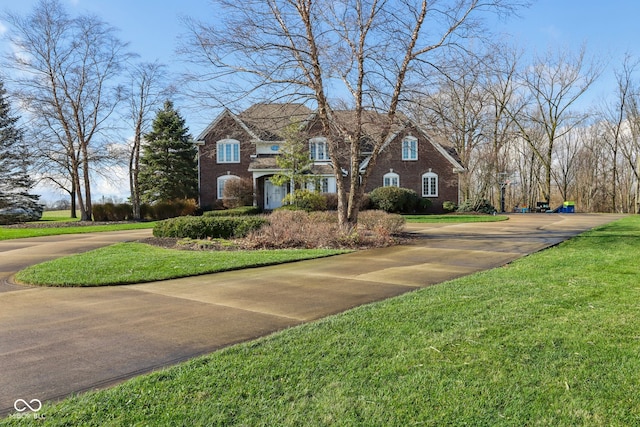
[217, 139, 240, 163]
[217, 174, 240, 199]
[383, 171, 400, 187]
[402, 136, 418, 160]
[422, 172, 438, 197]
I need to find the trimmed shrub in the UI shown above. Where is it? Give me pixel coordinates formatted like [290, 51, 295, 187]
[92, 203, 109, 221]
[369, 186, 420, 213]
[113, 203, 133, 220]
[282, 189, 327, 211]
[442, 201, 457, 212]
[148, 199, 199, 220]
[204, 206, 262, 217]
[457, 198, 496, 214]
[222, 178, 254, 209]
[153, 215, 268, 239]
[322, 193, 339, 210]
[358, 210, 405, 235]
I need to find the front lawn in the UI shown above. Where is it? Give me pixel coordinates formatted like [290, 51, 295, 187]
[15, 242, 349, 286]
[0, 222, 155, 240]
[4, 216, 639, 425]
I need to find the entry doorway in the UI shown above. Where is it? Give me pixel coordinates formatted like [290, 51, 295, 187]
[264, 179, 287, 210]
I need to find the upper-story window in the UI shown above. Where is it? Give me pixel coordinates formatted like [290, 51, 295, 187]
[383, 171, 400, 187]
[402, 136, 418, 161]
[310, 137, 329, 161]
[422, 171, 438, 197]
[217, 139, 240, 163]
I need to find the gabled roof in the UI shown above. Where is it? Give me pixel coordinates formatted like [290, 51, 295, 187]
[239, 103, 312, 141]
[196, 103, 313, 143]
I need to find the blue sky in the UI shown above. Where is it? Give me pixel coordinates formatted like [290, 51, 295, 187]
[1, 0, 638, 201]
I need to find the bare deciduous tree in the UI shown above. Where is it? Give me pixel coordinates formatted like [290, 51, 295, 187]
[3, 0, 132, 220]
[507, 46, 601, 204]
[182, 0, 526, 229]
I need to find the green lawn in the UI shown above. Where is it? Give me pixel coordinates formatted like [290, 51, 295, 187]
[15, 243, 349, 286]
[0, 222, 155, 240]
[404, 214, 508, 223]
[39, 210, 81, 222]
[3, 216, 639, 426]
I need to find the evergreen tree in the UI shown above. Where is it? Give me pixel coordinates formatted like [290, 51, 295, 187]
[0, 78, 42, 222]
[139, 100, 198, 204]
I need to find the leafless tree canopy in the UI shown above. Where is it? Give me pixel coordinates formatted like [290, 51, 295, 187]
[181, 0, 527, 227]
[3, 0, 133, 220]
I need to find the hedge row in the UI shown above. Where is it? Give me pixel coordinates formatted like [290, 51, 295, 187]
[93, 200, 199, 221]
[153, 215, 268, 239]
[203, 206, 262, 217]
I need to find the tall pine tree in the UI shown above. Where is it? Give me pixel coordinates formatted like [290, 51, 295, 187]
[0, 78, 42, 223]
[139, 101, 198, 204]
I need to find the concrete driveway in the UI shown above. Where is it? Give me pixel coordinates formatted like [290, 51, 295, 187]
[0, 214, 625, 416]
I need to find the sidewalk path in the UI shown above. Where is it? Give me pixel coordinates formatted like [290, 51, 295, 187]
[0, 214, 625, 416]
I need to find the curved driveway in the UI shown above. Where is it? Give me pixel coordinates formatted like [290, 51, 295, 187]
[0, 214, 625, 416]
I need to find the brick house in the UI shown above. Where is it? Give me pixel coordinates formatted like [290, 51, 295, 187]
[196, 103, 464, 212]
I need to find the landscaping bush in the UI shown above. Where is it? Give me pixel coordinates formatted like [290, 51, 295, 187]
[92, 203, 109, 221]
[241, 210, 403, 249]
[369, 186, 420, 213]
[282, 189, 327, 211]
[358, 210, 406, 235]
[442, 200, 457, 212]
[322, 193, 338, 210]
[222, 178, 254, 209]
[204, 206, 262, 217]
[149, 199, 199, 220]
[153, 215, 268, 239]
[457, 198, 496, 214]
[93, 203, 135, 221]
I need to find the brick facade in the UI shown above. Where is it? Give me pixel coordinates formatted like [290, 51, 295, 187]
[196, 106, 463, 213]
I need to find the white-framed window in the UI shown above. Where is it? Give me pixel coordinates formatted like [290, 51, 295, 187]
[310, 137, 329, 161]
[305, 177, 335, 193]
[319, 177, 330, 193]
[402, 136, 418, 161]
[217, 139, 240, 163]
[383, 171, 400, 187]
[217, 174, 240, 199]
[422, 172, 438, 197]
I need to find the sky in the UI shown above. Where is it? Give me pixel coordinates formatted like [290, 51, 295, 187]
[1, 0, 639, 202]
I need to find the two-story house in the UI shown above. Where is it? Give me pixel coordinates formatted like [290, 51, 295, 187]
[196, 103, 464, 212]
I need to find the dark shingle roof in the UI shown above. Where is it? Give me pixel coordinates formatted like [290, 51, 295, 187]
[238, 103, 312, 141]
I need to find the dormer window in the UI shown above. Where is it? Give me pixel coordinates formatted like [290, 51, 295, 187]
[310, 137, 329, 161]
[402, 136, 418, 161]
[217, 139, 240, 163]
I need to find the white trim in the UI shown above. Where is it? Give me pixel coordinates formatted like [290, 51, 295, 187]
[216, 139, 240, 163]
[422, 171, 438, 197]
[402, 136, 418, 161]
[196, 108, 261, 142]
[383, 171, 400, 187]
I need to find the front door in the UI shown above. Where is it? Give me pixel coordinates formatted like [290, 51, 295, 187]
[264, 179, 287, 210]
